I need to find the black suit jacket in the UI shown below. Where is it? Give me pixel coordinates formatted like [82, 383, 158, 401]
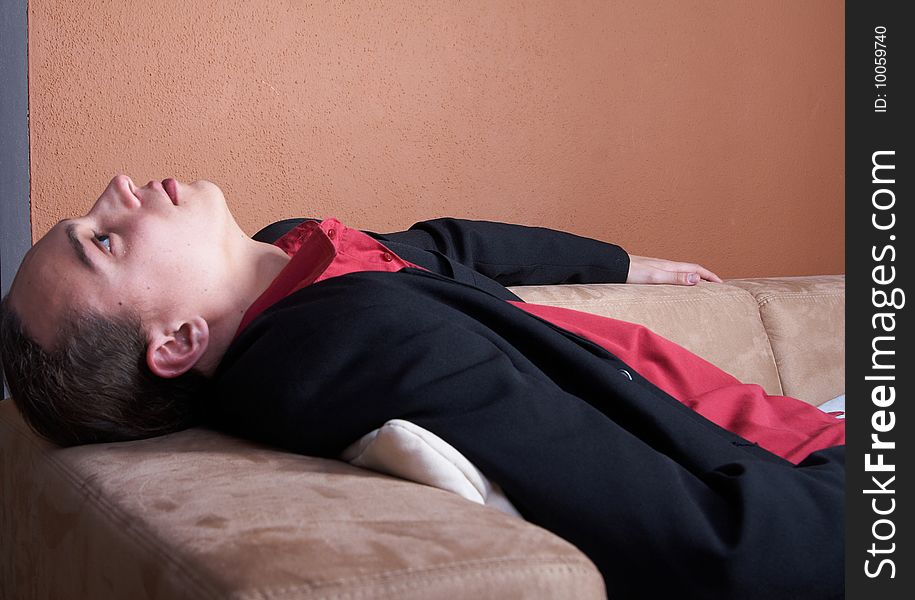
[208, 218, 843, 599]
[251, 217, 632, 300]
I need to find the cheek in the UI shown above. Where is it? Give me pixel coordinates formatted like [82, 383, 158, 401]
[127, 220, 226, 289]
[130, 223, 196, 266]
[147, 247, 222, 295]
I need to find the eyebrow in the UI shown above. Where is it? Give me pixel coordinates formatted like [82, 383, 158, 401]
[65, 222, 98, 273]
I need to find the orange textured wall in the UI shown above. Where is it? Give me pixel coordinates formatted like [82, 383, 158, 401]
[28, 0, 844, 278]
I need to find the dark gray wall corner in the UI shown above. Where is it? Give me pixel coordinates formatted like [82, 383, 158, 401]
[2, 0, 32, 394]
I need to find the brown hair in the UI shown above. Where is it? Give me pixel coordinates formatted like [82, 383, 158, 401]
[0, 295, 208, 446]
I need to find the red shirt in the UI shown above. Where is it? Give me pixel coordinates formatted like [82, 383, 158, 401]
[236, 218, 422, 335]
[239, 218, 844, 464]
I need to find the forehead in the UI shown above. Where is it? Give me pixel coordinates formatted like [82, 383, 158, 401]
[9, 224, 94, 349]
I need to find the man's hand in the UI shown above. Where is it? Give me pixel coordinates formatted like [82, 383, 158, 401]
[627, 255, 723, 286]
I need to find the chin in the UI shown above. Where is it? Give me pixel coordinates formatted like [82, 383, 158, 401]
[184, 180, 225, 207]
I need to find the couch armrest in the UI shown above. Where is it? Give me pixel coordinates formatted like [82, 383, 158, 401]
[727, 275, 845, 405]
[0, 399, 604, 600]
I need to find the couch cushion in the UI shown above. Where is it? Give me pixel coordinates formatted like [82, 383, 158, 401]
[0, 400, 604, 600]
[727, 276, 845, 405]
[509, 282, 784, 396]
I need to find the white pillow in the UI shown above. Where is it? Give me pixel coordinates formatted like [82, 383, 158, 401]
[341, 419, 521, 518]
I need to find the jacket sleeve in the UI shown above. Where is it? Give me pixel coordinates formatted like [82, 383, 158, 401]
[377, 218, 631, 286]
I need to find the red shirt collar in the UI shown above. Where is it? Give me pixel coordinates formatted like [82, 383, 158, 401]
[235, 218, 420, 337]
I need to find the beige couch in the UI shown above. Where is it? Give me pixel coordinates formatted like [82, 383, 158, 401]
[0, 275, 845, 599]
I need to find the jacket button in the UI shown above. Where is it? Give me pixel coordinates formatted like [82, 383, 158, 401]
[326, 228, 336, 239]
[382, 252, 393, 262]
[618, 369, 633, 380]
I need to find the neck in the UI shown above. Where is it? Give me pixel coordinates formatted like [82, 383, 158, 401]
[196, 237, 290, 376]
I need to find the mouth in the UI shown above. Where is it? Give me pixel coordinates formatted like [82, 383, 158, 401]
[162, 178, 179, 205]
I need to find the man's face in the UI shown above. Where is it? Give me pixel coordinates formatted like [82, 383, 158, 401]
[9, 175, 242, 349]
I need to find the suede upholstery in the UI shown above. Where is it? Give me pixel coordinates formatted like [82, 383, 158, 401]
[0, 276, 845, 599]
[726, 276, 845, 404]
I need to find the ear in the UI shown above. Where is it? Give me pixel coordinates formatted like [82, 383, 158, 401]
[145, 317, 210, 378]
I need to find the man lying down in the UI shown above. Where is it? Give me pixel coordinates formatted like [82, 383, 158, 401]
[0, 175, 844, 599]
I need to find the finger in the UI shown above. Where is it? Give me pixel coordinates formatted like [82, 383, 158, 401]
[649, 268, 699, 286]
[678, 271, 701, 285]
[693, 266, 723, 283]
[629, 256, 723, 284]
[654, 261, 723, 284]
[643, 257, 707, 273]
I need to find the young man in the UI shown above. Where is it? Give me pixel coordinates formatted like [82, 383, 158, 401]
[1, 175, 844, 598]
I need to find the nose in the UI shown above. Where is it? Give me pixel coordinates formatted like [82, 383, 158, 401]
[110, 174, 141, 208]
[143, 180, 166, 193]
[112, 174, 133, 191]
